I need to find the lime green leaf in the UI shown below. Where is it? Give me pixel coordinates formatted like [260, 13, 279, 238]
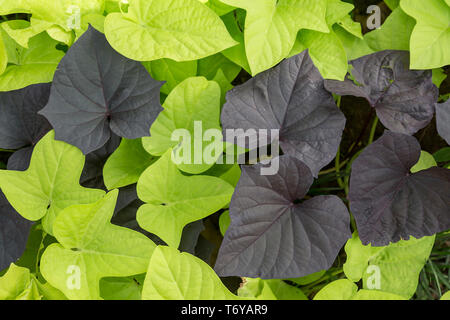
[325, 0, 354, 26]
[0, 31, 6, 75]
[104, 138, 158, 190]
[100, 275, 144, 300]
[314, 279, 407, 300]
[40, 190, 156, 300]
[441, 291, 450, 300]
[333, 25, 374, 60]
[385, 0, 400, 10]
[142, 77, 223, 174]
[238, 278, 307, 300]
[411, 151, 437, 173]
[220, 10, 251, 73]
[336, 15, 363, 39]
[104, 0, 237, 62]
[212, 68, 233, 105]
[221, 0, 329, 75]
[313, 279, 358, 300]
[288, 270, 327, 286]
[352, 290, 407, 300]
[136, 150, 234, 247]
[432, 68, 447, 88]
[198, 53, 241, 83]
[142, 246, 239, 299]
[343, 232, 435, 299]
[0, 22, 64, 91]
[0, 0, 30, 15]
[206, 0, 235, 16]
[0, 131, 105, 234]
[0, 264, 41, 300]
[400, 0, 450, 69]
[219, 210, 230, 236]
[143, 59, 198, 95]
[365, 7, 415, 51]
[295, 29, 348, 80]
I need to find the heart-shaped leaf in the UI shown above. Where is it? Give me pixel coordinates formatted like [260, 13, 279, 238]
[142, 246, 240, 300]
[0, 83, 52, 171]
[40, 190, 156, 300]
[136, 150, 234, 248]
[104, 0, 237, 62]
[436, 99, 450, 145]
[400, 0, 450, 69]
[349, 131, 450, 246]
[142, 77, 223, 174]
[220, 0, 329, 75]
[39, 26, 164, 154]
[0, 131, 105, 235]
[0, 192, 33, 271]
[221, 50, 346, 177]
[215, 155, 351, 279]
[325, 50, 438, 135]
[344, 232, 435, 299]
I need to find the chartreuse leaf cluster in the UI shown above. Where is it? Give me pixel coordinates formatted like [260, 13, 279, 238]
[40, 190, 155, 300]
[0, 0, 449, 302]
[0, 131, 105, 235]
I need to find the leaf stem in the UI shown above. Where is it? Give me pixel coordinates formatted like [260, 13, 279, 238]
[367, 116, 379, 145]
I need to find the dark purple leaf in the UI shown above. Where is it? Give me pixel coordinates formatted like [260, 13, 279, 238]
[178, 220, 205, 255]
[436, 99, 450, 145]
[221, 50, 346, 177]
[0, 84, 52, 172]
[215, 155, 351, 279]
[0, 191, 33, 271]
[325, 50, 438, 135]
[349, 131, 450, 246]
[80, 134, 121, 189]
[39, 26, 164, 154]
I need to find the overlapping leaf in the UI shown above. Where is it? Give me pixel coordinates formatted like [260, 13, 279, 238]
[142, 246, 239, 300]
[0, 21, 64, 91]
[349, 131, 450, 246]
[142, 77, 223, 174]
[220, 0, 329, 75]
[436, 99, 450, 145]
[39, 26, 164, 154]
[215, 155, 351, 279]
[40, 190, 156, 300]
[104, 0, 237, 62]
[0, 131, 105, 235]
[325, 50, 438, 135]
[136, 150, 234, 248]
[400, 0, 450, 69]
[344, 232, 435, 299]
[0, 192, 33, 271]
[221, 50, 346, 177]
[0, 83, 51, 171]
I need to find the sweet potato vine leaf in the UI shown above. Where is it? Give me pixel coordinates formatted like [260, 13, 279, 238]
[349, 131, 450, 246]
[39, 26, 164, 155]
[215, 155, 351, 279]
[40, 190, 156, 300]
[142, 77, 223, 174]
[104, 0, 237, 62]
[220, 0, 329, 75]
[0, 83, 51, 171]
[136, 150, 234, 248]
[400, 0, 450, 69]
[344, 232, 435, 299]
[0, 131, 105, 235]
[0, 21, 64, 92]
[436, 99, 450, 145]
[221, 50, 346, 177]
[313, 279, 407, 300]
[0, 192, 33, 271]
[142, 246, 240, 300]
[325, 50, 438, 135]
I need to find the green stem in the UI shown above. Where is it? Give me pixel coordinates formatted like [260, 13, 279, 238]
[335, 147, 345, 189]
[368, 116, 379, 145]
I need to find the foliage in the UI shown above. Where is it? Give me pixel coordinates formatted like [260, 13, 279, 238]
[0, 0, 448, 301]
